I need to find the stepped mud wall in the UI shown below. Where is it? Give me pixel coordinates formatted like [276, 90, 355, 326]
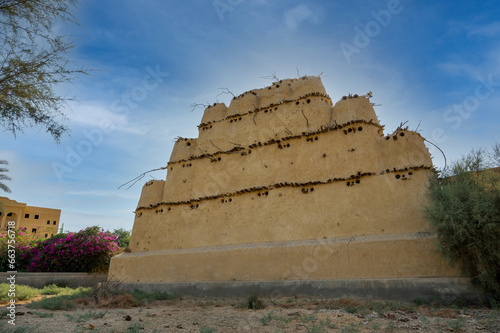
[109, 76, 462, 285]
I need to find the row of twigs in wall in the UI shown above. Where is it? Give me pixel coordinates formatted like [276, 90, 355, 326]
[136, 165, 432, 212]
[197, 92, 332, 129]
[169, 119, 384, 167]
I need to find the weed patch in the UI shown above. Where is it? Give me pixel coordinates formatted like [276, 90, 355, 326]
[246, 294, 265, 310]
[0, 283, 39, 302]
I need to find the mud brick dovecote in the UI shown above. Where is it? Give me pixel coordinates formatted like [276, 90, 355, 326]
[109, 76, 460, 283]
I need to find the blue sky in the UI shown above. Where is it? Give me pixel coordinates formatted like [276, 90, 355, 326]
[1, 0, 499, 232]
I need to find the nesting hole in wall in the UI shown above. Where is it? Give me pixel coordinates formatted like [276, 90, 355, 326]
[393, 135, 398, 140]
[386, 136, 390, 140]
[168, 207, 171, 211]
[395, 175, 401, 179]
[170, 167, 173, 170]
[342, 96, 347, 100]
[296, 101, 300, 105]
[354, 94, 358, 98]
[322, 153, 326, 157]
[348, 128, 352, 133]
[346, 182, 351, 186]
[274, 107, 278, 111]
[314, 136, 318, 141]
[239, 117, 242, 121]
[307, 99, 311, 104]
[356, 180, 360, 184]
[400, 132, 405, 137]
[343, 130, 348, 135]
[358, 126, 363, 131]
[186, 142, 191, 146]
[276, 84, 280, 88]
[408, 172, 413, 175]
[218, 157, 221, 161]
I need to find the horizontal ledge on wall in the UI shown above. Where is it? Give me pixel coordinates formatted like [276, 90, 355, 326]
[135, 165, 433, 211]
[169, 119, 386, 166]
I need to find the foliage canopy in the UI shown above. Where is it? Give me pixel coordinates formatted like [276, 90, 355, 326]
[0, 0, 87, 142]
[424, 144, 500, 300]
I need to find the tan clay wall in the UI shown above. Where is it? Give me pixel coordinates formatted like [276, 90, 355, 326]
[109, 76, 461, 283]
[111, 236, 460, 283]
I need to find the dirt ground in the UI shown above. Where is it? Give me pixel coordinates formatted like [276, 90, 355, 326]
[2, 296, 500, 333]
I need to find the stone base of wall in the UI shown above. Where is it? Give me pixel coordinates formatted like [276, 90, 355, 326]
[119, 277, 483, 304]
[0, 272, 107, 289]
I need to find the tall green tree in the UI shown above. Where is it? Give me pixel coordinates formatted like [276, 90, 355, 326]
[424, 144, 500, 301]
[0, 0, 87, 142]
[108, 228, 131, 248]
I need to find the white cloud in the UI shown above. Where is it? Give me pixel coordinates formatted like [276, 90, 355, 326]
[467, 21, 500, 37]
[283, 5, 319, 30]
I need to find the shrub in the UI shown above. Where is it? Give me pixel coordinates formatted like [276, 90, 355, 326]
[0, 226, 43, 272]
[247, 294, 265, 309]
[26, 226, 120, 272]
[424, 144, 500, 299]
[0, 226, 120, 272]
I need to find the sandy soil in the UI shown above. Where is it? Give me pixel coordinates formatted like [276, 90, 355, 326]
[2, 296, 499, 333]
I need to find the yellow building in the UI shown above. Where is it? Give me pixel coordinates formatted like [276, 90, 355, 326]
[0, 196, 60, 239]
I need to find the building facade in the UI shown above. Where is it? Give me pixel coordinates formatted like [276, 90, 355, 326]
[109, 76, 461, 284]
[0, 196, 60, 239]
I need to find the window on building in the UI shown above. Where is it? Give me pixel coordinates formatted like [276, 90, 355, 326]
[45, 234, 48, 238]
[53, 221, 56, 225]
[47, 220, 50, 225]
[32, 228, 37, 233]
[34, 215, 39, 219]
[7, 213, 12, 216]
[25, 214, 30, 218]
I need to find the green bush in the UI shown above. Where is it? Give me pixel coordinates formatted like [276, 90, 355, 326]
[0, 283, 39, 302]
[246, 294, 265, 309]
[424, 144, 500, 299]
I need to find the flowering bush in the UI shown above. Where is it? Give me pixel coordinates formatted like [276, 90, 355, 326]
[0, 227, 40, 272]
[0, 226, 120, 272]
